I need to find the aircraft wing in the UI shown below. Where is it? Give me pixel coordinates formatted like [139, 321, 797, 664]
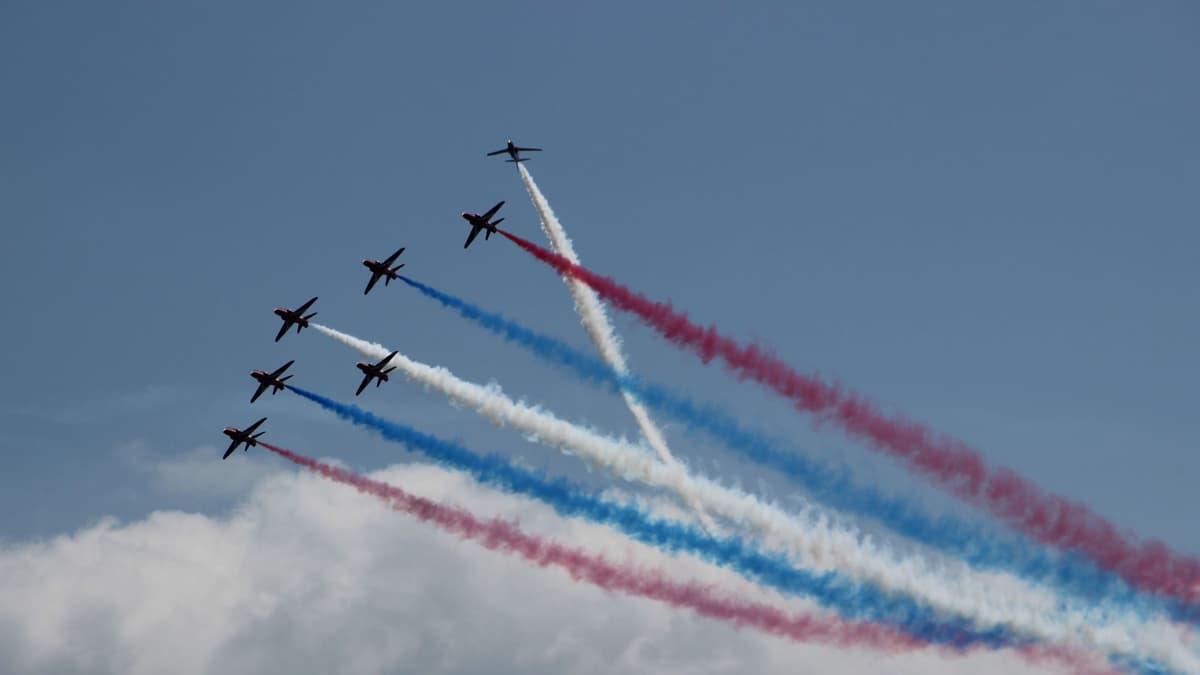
[464, 225, 482, 249]
[270, 360, 295, 378]
[486, 148, 507, 156]
[222, 439, 240, 460]
[382, 247, 406, 266]
[377, 351, 398, 368]
[355, 374, 372, 396]
[244, 417, 267, 434]
[274, 321, 291, 342]
[295, 296, 318, 314]
[481, 200, 505, 220]
[364, 272, 382, 295]
[250, 381, 270, 403]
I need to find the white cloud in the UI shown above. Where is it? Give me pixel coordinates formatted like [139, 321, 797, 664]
[0, 461, 1052, 675]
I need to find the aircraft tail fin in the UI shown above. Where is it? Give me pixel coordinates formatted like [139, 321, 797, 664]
[279, 375, 293, 384]
[303, 312, 317, 322]
[506, 158, 527, 163]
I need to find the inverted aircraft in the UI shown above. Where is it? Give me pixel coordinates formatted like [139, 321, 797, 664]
[249, 360, 295, 403]
[355, 350, 399, 396]
[461, 201, 505, 249]
[273, 296, 318, 342]
[486, 139, 542, 163]
[222, 417, 267, 459]
[362, 247, 406, 295]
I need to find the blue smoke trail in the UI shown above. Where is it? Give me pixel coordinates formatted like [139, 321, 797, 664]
[286, 384, 1029, 652]
[396, 275, 1192, 626]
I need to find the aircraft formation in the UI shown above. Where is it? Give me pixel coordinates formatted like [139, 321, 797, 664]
[223, 140, 539, 457]
[205, 136, 1200, 674]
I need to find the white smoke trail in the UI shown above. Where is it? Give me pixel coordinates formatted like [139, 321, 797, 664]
[516, 167, 685, 462]
[312, 323, 1198, 671]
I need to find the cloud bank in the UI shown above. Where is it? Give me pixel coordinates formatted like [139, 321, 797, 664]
[0, 462, 1051, 675]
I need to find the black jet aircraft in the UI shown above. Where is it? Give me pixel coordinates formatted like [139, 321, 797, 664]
[486, 139, 542, 163]
[461, 201, 505, 249]
[249, 360, 295, 403]
[222, 417, 267, 459]
[362, 247, 406, 295]
[355, 351, 399, 396]
[273, 296, 318, 342]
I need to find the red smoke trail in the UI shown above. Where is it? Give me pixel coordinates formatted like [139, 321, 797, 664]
[499, 228, 1200, 606]
[259, 441, 1114, 674]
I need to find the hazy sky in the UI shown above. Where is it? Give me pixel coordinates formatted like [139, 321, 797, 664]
[0, 2, 1196, 673]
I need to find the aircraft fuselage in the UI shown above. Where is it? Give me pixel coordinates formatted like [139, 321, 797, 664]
[251, 370, 285, 389]
[223, 427, 256, 445]
[461, 213, 497, 231]
[274, 308, 310, 327]
[356, 362, 389, 380]
[363, 259, 399, 279]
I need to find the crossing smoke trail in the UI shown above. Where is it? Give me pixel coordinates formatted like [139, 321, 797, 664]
[284, 384, 1008, 649]
[259, 441, 1110, 673]
[395, 275, 1193, 624]
[311, 321, 1188, 663]
[516, 164, 669, 461]
[281, 385, 1173, 674]
[514, 165, 717, 528]
[498, 228, 1200, 609]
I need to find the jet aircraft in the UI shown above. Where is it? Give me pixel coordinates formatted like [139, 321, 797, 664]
[460, 201, 505, 249]
[355, 351, 399, 396]
[362, 247, 406, 295]
[249, 360, 295, 403]
[273, 296, 318, 342]
[486, 139, 542, 163]
[222, 417, 267, 459]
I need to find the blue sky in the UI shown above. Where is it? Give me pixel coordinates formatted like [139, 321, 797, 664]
[2, 0, 1197, 545]
[0, 3, 1197, 670]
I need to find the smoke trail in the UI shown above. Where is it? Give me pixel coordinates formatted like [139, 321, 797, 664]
[309, 322, 1186, 661]
[515, 165, 716, 527]
[281, 385, 1184, 673]
[395, 275, 1193, 624]
[284, 384, 1017, 649]
[498, 228, 1200, 608]
[258, 440, 1114, 674]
